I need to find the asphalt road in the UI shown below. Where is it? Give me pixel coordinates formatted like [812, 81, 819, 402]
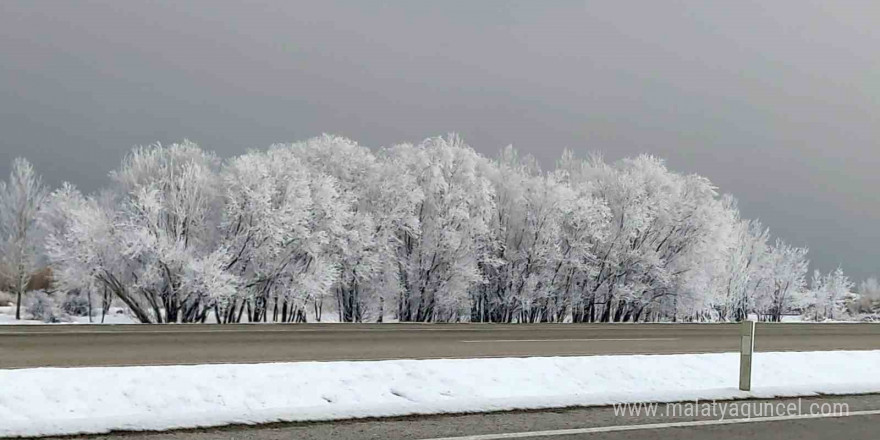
[2, 322, 879, 369]
[58, 394, 880, 440]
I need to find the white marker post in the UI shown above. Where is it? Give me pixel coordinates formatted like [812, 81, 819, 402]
[739, 320, 756, 391]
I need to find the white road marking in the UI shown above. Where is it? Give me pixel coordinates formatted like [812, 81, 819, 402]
[459, 338, 680, 343]
[418, 409, 880, 440]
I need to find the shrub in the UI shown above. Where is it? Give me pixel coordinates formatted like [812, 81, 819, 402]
[61, 290, 92, 316]
[25, 291, 69, 323]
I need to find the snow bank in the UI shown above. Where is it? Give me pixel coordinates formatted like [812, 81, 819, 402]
[3, 351, 880, 437]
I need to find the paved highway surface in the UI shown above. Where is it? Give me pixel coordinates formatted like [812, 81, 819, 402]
[58, 394, 880, 440]
[2, 323, 879, 368]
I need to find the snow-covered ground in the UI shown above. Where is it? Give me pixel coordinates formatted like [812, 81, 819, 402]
[0, 303, 363, 325]
[0, 306, 137, 325]
[3, 351, 880, 437]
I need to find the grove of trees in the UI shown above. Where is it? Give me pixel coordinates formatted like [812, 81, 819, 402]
[0, 135, 870, 323]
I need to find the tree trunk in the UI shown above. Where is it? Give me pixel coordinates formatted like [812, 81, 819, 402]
[377, 296, 384, 323]
[101, 287, 110, 324]
[15, 290, 22, 320]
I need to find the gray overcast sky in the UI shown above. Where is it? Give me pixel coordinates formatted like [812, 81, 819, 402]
[1, 1, 878, 279]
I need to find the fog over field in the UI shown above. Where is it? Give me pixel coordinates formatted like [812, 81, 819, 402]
[1, 0, 879, 281]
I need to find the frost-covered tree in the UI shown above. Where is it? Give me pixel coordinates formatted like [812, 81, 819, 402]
[805, 268, 856, 321]
[42, 184, 145, 320]
[279, 135, 421, 322]
[0, 158, 49, 319]
[35, 134, 853, 324]
[477, 147, 580, 322]
[388, 135, 495, 322]
[716, 217, 770, 321]
[755, 240, 809, 322]
[856, 277, 880, 314]
[705, 202, 810, 323]
[220, 146, 343, 323]
[113, 142, 227, 323]
[557, 153, 727, 322]
[44, 143, 228, 323]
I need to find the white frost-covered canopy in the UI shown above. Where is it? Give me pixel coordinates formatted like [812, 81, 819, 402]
[26, 134, 846, 323]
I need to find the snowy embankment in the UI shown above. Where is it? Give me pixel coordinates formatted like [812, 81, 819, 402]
[3, 351, 880, 438]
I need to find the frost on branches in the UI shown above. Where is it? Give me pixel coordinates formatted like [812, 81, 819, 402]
[24, 134, 857, 323]
[0, 158, 49, 319]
